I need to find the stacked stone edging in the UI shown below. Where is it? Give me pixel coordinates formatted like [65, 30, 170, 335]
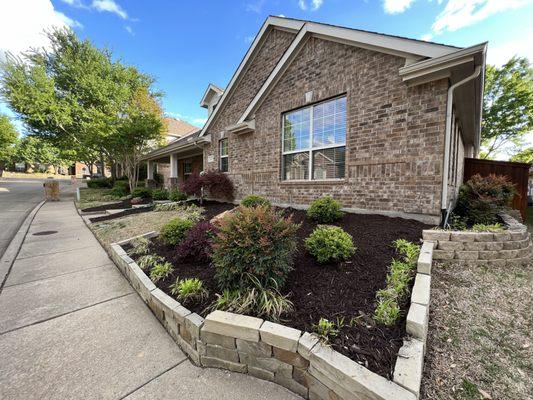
[108, 233, 435, 400]
[423, 213, 531, 266]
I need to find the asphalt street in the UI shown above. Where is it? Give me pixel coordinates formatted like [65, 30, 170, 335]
[0, 178, 69, 258]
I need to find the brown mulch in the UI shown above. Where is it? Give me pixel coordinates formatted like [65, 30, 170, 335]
[128, 203, 430, 378]
[82, 198, 148, 212]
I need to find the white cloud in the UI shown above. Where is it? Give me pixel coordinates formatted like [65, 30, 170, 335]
[487, 35, 533, 66]
[244, 35, 255, 44]
[0, 0, 81, 59]
[420, 33, 434, 41]
[298, 0, 324, 11]
[92, 0, 128, 19]
[246, 0, 266, 13]
[124, 25, 134, 35]
[278, 14, 286, 17]
[431, 0, 530, 35]
[167, 112, 207, 128]
[192, 118, 207, 126]
[60, 0, 86, 8]
[382, 0, 415, 14]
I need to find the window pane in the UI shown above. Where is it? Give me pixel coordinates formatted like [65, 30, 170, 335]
[312, 146, 345, 180]
[312, 97, 346, 148]
[283, 107, 311, 152]
[219, 139, 228, 156]
[283, 152, 309, 180]
[220, 157, 228, 172]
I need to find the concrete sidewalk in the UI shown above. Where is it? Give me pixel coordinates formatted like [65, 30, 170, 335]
[0, 198, 300, 400]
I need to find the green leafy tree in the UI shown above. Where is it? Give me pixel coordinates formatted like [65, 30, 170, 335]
[12, 136, 71, 173]
[0, 114, 18, 171]
[481, 57, 533, 158]
[510, 147, 533, 163]
[1, 28, 159, 181]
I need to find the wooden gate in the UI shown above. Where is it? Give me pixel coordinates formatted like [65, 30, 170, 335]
[464, 157, 530, 220]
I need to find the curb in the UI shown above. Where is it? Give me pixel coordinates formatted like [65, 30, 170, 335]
[0, 200, 46, 293]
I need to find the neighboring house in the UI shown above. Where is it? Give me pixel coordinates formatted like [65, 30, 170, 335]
[153, 117, 201, 186]
[143, 16, 486, 224]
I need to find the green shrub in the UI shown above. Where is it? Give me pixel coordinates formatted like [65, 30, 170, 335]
[169, 188, 187, 202]
[304, 226, 356, 263]
[241, 195, 271, 208]
[313, 318, 338, 341]
[137, 254, 164, 270]
[109, 180, 130, 198]
[160, 218, 194, 246]
[307, 196, 343, 223]
[127, 237, 150, 257]
[149, 262, 174, 283]
[169, 278, 208, 304]
[471, 223, 503, 232]
[86, 177, 112, 188]
[208, 275, 293, 322]
[131, 187, 152, 199]
[212, 205, 299, 291]
[152, 189, 169, 200]
[454, 174, 516, 225]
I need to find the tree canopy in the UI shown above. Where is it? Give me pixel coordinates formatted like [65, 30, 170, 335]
[0, 28, 164, 184]
[509, 147, 533, 164]
[0, 114, 18, 168]
[481, 57, 533, 159]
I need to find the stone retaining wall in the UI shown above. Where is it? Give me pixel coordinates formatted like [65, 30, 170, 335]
[109, 233, 435, 400]
[423, 213, 531, 266]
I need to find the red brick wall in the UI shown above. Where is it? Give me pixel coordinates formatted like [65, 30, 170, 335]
[204, 36, 448, 221]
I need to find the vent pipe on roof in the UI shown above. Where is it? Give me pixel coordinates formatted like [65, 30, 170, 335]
[441, 65, 481, 226]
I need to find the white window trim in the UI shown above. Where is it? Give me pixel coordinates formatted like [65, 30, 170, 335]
[281, 97, 346, 181]
[219, 138, 229, 172]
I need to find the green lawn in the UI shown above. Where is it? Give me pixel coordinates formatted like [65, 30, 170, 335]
[76, 187, 118, 210]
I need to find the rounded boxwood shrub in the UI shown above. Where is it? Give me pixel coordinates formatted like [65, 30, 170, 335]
[152, 189, 169, 200]
[110, 181, 129, 198]
[305, 225, 356, 263]
[169, 188, 187, 202]
[131, 187, 152, 199]
[86, 177, 112, 188]
[160, 218, 194, 246]
[212, 205, 299, 290]
[307, 196, 343, 223]
[241, 194, 271, 208]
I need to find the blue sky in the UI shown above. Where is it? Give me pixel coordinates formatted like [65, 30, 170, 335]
[1, 0, 532, 143]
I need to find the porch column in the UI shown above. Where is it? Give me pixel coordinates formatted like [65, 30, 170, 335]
[169, 153, 179, 189]
[146, 160, 156, 189]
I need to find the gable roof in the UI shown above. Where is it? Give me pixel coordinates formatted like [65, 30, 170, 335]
[164, 117, 200, 139]
[200, 16, 461, 136]
[200, 83, 224, 108]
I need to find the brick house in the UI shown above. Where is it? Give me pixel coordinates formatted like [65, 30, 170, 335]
[144, 16, 486, 224]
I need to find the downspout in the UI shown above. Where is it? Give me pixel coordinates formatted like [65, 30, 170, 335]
[441, 65, 481, 226]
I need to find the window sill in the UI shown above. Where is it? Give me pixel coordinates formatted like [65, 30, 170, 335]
[280, 179, 347, 185]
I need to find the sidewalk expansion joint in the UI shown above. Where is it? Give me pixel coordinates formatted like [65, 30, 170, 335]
[0, 292, 134, 336]
[3, 263, 115, 288]
[118, 359, 188, 400]
[15, 244, 99, 260]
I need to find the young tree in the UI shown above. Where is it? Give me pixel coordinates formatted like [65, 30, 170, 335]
[0, 114, 18, 171]
[12, 136, 70, 173]
[113, 86, 165, 191]
[481, 57, 533, 158]
[510, 147, 533, 163]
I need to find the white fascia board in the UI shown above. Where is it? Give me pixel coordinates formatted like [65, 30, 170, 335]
[200, 84, 224, 108]
[399, 42, 487, 81]
[199, 17, 304, 137]
[238, 23, 464, 123]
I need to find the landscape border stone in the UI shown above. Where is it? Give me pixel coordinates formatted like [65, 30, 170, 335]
[106, 231, 435, 399]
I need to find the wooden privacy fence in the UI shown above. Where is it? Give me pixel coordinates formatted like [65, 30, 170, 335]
[464, 157, 530, 220]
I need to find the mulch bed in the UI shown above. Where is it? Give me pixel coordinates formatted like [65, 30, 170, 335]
[127, 203, 430, 378]
[82, 198, 150, 212]
[89, 206, 154, 223]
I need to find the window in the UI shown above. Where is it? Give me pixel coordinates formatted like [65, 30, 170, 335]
[183, 161, 193, 180]
[219, 138, 228, 172]
[282, 96, 346, 181]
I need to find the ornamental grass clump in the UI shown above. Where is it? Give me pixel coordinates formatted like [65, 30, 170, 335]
[127, 236, 150, 257]
[149, 261, 174, 283]
[305, 225, 356, 263]
[307, 196, 343, 223]
[211, 205, 299, 291]
[169, 277, 208, 304]
[373, 239, 420, 326]
[137, 254, 164, 270]
[160, 218, 194, 246]
[240, 194, 271, 208]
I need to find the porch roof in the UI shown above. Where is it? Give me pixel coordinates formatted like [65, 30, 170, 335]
[142, 131, 210, 161]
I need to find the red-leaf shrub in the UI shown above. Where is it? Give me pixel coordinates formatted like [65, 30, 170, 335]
[176, 221, 218, 263]
[202, 170, 234, 199]
[455, 174, 517, 225]
[180, 171, 203, 197]
[212, 205, 300, 290]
